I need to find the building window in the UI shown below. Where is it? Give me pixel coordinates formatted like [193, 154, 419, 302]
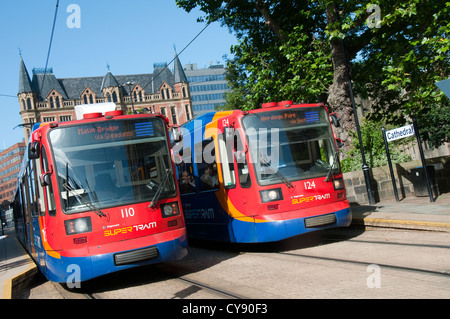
[82, 89, 95, 104]
[171, 106, 177, 125]
[112, 91, 118, 103]
[59, 116, 71, 122]
[160, 107, 166, 117]
[185, 104, 191, 121]
[43, 117, 55, 122]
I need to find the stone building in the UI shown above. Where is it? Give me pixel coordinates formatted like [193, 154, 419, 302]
[18, 53, 192, 142]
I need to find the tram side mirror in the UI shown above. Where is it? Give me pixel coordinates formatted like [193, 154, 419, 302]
[40, 173, 52, 187]
[172, 153, 183, 165]
[28, 142, 40, 159]
[224, 127, 234, 141]
[329, 113, 340, 127]
[335, 138, 344, 149]
[171, 125, 182, 143]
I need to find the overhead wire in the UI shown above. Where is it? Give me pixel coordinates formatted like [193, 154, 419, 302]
[141, 1, 233, 92]
[141, 21, 212, 93]
[40, 0, 60, 94]
[14, 1, 231, 100]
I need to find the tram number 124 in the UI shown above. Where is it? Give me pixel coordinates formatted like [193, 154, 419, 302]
[304, 181, 316, 189]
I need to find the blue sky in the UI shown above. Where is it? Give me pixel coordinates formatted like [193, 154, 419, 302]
[0, 0, 237, 149]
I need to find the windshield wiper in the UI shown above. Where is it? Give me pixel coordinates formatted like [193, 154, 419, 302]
[63, 165, 107, 218]
[149, 168, 171, 208]
[85, 179, 108, 218]
[259, 154, 294, 188]
[63, 181, 107, 218]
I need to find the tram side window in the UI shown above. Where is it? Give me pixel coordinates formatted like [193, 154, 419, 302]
[196, 138, 219, 191]
[27, 161, 39, 217]
[178, 162, 196, 194]
[218, 130, 236, 189]
[34, 155, 46, 217]
[41, 146, 56, 216]
[12, 192, 22, 225]
[20, 180, 30, 221]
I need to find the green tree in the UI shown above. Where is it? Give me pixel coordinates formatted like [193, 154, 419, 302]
[177, 0, 450, 150]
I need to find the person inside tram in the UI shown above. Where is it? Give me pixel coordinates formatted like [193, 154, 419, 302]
[180, 170, 196, 194]
[201, 165, 219, 189]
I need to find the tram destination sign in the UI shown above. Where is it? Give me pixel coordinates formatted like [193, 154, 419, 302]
[385, 124, 414, 142]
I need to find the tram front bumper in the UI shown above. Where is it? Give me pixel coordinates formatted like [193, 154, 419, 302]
[44, 228, 187, 283]
[230, 202, 352, 243]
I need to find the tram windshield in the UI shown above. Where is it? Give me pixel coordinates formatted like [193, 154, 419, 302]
[241, 107, 340, 186]
[49, 118, 176, 214]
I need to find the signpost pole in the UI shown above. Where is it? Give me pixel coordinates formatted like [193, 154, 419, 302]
[412, 117, 435, 202]
[382, 127, 400, 202]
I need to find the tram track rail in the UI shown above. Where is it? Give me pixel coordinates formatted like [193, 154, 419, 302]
[22, 228, 450, 299]
[46, 264, 249, 299]
[276, 251, 450, 278]
[263, 230, 450, 279]
[173, 276, 248, 299]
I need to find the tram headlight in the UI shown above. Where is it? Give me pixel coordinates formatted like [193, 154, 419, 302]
[260, 188, 283, 203]
[161, 202, 180, 218]
[333, 177, 345, 190]
[64, 217, 92, 235]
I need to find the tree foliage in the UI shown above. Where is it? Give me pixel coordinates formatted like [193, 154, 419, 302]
[340, 118, 413, 172]
[177, 0, 450, 149]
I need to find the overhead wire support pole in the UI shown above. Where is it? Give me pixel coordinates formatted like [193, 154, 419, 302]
[334, 3, 375, 205]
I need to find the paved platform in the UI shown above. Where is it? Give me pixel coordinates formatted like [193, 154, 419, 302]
[351, 192, 450, 232]
[1, 192, 449, 299]
[0, 228, 37, 299]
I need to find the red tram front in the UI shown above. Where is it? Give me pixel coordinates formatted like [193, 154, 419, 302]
[13, 107, 187, 283]
[177, 101, 351, 242]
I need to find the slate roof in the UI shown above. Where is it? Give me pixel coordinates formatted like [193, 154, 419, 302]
[101, 71, 120, 89]
[18, 57, 33, 94]
[173, 53, 188, 84]
[18, 53, 186, 101]
[31, 73, 69, 100]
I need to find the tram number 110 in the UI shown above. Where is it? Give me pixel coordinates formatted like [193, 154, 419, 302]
[121, 207, 135, 218]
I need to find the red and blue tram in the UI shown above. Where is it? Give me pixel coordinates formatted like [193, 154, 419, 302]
[13, 105, 187, 283]
[175, 101, 351, 243]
